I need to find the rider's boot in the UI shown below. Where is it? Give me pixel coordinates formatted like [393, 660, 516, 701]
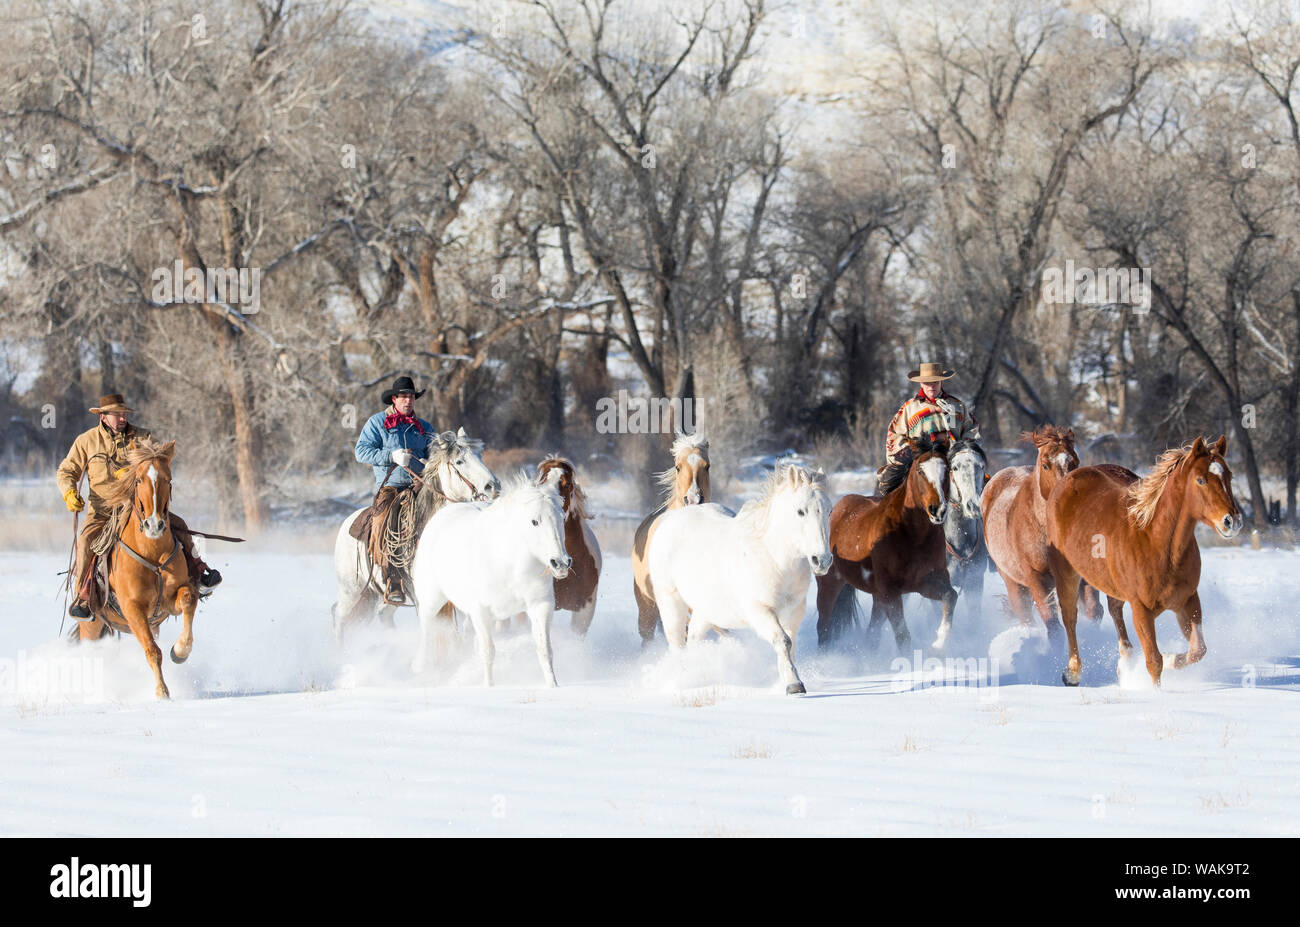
[69, 600, 91, 619]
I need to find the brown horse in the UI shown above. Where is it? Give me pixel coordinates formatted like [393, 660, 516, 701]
[1046, 436, 1243, 686]
[535, 456, 602, 635]
[632, 432, 711, 646]
[815, 436, 956, 650]
[982, 425, 1102, 635]
[76, 439, 198, 699]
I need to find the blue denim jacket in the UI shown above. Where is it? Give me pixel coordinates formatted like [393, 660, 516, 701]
[354, 409, 435, 488]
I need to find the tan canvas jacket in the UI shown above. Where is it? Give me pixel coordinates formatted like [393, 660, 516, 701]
[56, 422, 153, 515]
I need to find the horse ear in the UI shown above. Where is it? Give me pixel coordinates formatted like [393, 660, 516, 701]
[543, 467, 563, 488]
[456, 426, 467, 440]
[160, 441, 176, 462]
[1065, 428, 1074, 442]
[1212, 435, 1227, 456]
[1191, 435, 1207, 455]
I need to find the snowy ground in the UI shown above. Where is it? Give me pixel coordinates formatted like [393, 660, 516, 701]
[0, 538, 1297, 836]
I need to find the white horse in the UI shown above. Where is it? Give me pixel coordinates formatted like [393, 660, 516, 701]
[332, 427, 499, 639]
[409, 471, 572, 686]
[647, 464, 832, 694]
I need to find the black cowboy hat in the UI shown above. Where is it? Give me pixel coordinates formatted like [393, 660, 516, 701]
[382, 376, 426, 405]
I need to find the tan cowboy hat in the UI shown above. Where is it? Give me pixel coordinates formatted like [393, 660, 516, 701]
[908, 362, 955, 383]
[89, 393, 135, 415]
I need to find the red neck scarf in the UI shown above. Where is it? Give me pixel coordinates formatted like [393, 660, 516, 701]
[384, 412, 424, 433]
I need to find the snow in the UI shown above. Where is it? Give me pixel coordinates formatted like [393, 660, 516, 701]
[0, 541, 1297, 836]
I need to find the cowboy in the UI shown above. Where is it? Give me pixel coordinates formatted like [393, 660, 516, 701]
[57, 393, 221, 620]
[353, 376, 435, 605]
[884, 362, 981, 466]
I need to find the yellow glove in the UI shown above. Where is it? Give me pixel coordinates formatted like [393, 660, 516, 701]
[113, 467, 129, 479]
[63, 488, 85, 513]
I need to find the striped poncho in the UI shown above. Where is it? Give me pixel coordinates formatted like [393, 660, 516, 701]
[884, 389, 980, 464]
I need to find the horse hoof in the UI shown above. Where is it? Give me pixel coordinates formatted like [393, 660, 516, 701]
[786, 682, 806, 695]
[169, 645, 188, 664]
[1061, 670, 1079, 687]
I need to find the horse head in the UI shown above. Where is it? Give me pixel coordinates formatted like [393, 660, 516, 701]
[520, 470, 572, 578]
[1024, 425, 1079, 501]
[432, 427, 500, 502]
[904, 437, 950, 525]
[535, 456, 588, 520]
[756, 464, 832, 575]
[1186, 436, 1243, 539]
[659, 431, 710, 507]
[946, 438, 987, 520]
[105, 439, 176, 541]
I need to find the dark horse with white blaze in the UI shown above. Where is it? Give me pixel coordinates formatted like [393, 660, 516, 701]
[815, 436, 957, 651]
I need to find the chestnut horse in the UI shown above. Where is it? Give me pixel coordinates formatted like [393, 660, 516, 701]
[632, 432, 711, 646]
[815, 436, 956, 650]
[1046, 436, 1243, 686]
[75, 439, 197, 700]
[535, 456, 602, 635]
[982, 425, 1102, 635]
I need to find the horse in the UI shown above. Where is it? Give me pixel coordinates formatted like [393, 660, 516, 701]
[646, 464, 831, 695]
[941, 438, 989, 621]
[632, 431, 712, 647]
[409, 471, 572, 686]
[982, 425, 1102, 637]
[535, 456, 602, 635]
[1045, 436, 1243, 687]
[74, 439, 197, 700]
[815, 436, 955, 651]
[332, 427, 499, 639]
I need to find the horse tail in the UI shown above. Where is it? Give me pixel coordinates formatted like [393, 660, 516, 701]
[828, 583, 862, 640]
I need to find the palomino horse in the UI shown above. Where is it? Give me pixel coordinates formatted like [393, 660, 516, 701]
[982, 426, 1101, 636]
[332, 427, 498, 639]
[409, 472, 571, 686]
[1046, 436, 1242, 686]
[647, 464, 831, 695]
[632, 431, 711, 646]
[535, 456, 602, 635]
[815, 436, 955, 650]
[75, 439, 197, 700]
[941, 438, 989, 621]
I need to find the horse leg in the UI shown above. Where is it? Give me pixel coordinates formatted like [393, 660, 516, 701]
[377, 603, 397, 629]
[1107, 595, 1133, 672]
[917, 570, 958, 650]
[1046, 549, 1083, 685]
[882, 594, 912, 654]
[634, 582, 660, 648]
[570, 593, 597, 637]
[1024, 573, 1063, 642]
[122, 605, 168, 699]
[657, 590, 690, 651]
[1164, 592, 1206, 671]
[866, 597, 886, 650]
[1081, 583, 1104, 623]
[747, 606, 805, 695]
[1130, 602, 1163, 687]
[461, 610, 496, 687]
[170, 585, 198, 664]
[526, 600, 558, 688]
[411, 592, 449, 675]
[814, 568, 846, 648]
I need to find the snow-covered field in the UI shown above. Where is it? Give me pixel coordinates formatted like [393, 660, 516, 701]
[1, 536, 1297, 836]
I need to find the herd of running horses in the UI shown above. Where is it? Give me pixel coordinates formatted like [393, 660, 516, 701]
[72, 425, 1243, 699]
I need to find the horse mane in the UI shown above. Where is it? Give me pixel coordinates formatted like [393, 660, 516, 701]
[654, 431, 710, 503]
[737, 464, 825, 533]
[877, 435, 947, 496]
[98, 437, 175, 511]
[539, 454, 590, 520]
[1020, 424, 1074, 452]
[1126, 443, 1194, 528]
[497, 472, 564, 516]
[428, 430, 484, 469]
[948, 437, 987, 466]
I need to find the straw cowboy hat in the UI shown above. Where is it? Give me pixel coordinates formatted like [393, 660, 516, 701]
[908, 362, 955, 383]
[88, 393, 135, 415]
[381, 375, 426, 405]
